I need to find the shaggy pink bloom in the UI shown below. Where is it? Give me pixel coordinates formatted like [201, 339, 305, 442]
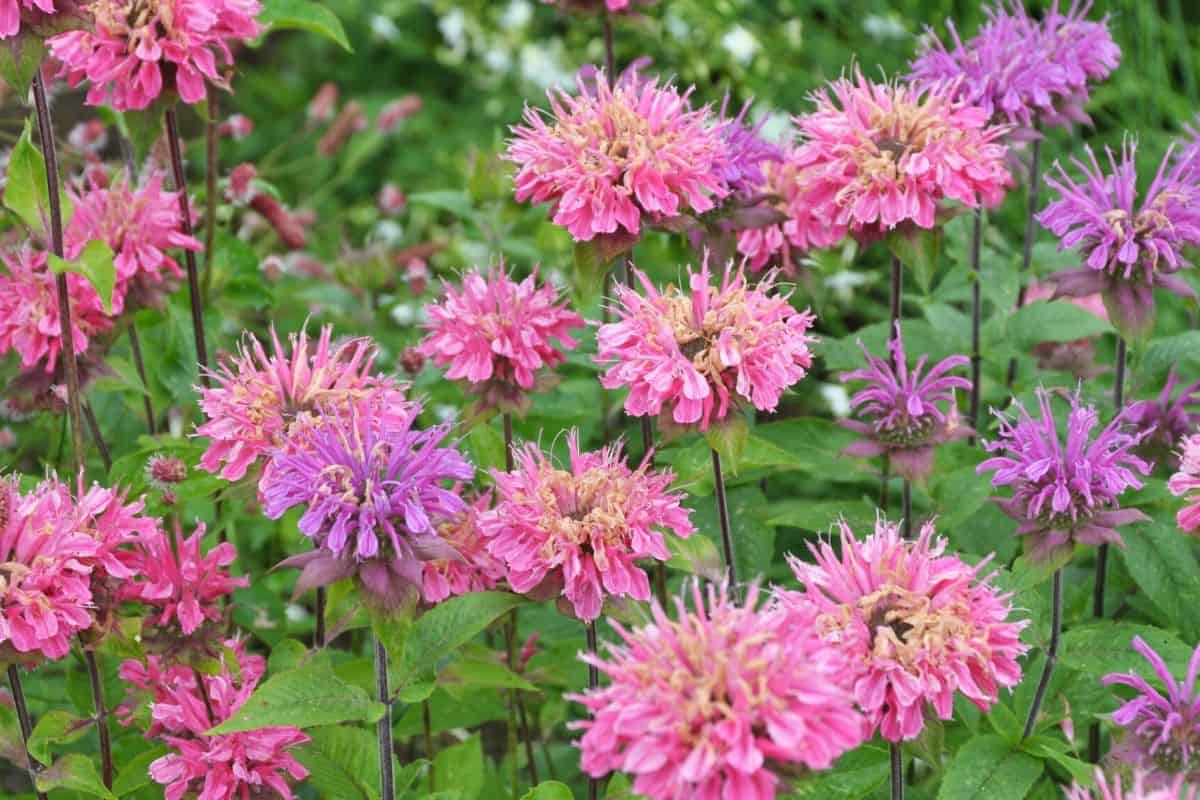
[196, 325, 410, 482]
[735, 153, 847, 271]
[0, 0, 55, 38]
[417, 265, 583, 411]
[421, 492, 505, 604]
[121, 642, 308, 800]
[1066, 770, 1197, 800]
[792, 72, 1011, 240]
[782, 518, 1028, 741]
[48, 0, 263, 112]
[43, 476, 158, 583]
[507, 71, 728, 241]
[596, 258, 816, 431]
[0, 478, 98, 662]
[480, 431, 693, 622]
[121, 523, 247, 635]
[572, 581, 864, 800]
[1171, 434, 1200, 535]
[66, 171, 202, 314]
[0, 247, 112, 373]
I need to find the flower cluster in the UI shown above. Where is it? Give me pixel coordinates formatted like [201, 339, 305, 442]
[49, 0, 263, 111]
[734, 153, 845, 271]
[978, 388, 1153, 562]
[781, 518, 1027, 741]
[480, 432, 693, 621]
[596, 258, 816, 431]
[1171, 434, 1200, 535]
[421, 492, 506, 604]
[1127, 369, 1200, 459]
[573, 582, 864, 800]
[839, 323, 971, 481]
[1066, 769, 1198, 800]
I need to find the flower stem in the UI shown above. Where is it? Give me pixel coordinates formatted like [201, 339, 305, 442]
[602, 9, 616, 88]
[710, 449, 737, 585]
[638, 417, 668, 606]
[890, 741, 904, 800]
[969, 205, 983, 444]
[163, 106, 211, 386]
[1022, 568, 1063, 741]
[374, 637, 395, 800]
[31, 71, 84, 476]
[127, 325, 156, 434]
[7, 666, 48, 800]
[422, 700, 435, 789]
[889, 256, 904, 530]
[585, 620, 600, 800]
[503, 412, 515, 472]
[1007, 135, 1042, 388]
[83, 649, 113, 788]
[503, 610, 539, 787]
[83, 402, 112, 473]
[902, 480, 912, 539]
[202, 90, 219, 304]
[314, 586, 326, 647]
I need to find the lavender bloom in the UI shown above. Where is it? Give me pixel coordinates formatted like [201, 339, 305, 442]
[714, 97, 784, 200]
[1126, 368, 1200, 463]
[1038, 141, 1200, 341]
[977, 387, 1152, 562]
[1103, 636, 1200, 785]
[262, 399, 474, 611]
[839, 323, 971, 481]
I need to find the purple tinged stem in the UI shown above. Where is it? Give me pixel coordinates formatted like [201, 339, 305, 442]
[890, 741, 904, 800]
[127, 325, 156, 434]
[8, 666, 48, 800]
[586, 620, 600, 800]
[1023, 568, 1063, 740]
[889, 256, 912, 537]
[83, 648, 113, 788]
[969, 205, 983, 444]
[375, 637, 395, 800]
[711, 449, 737, 585]
[82, 402, 112, 473]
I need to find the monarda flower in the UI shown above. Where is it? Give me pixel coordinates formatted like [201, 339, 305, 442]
[792, 72, 1011, 240]
[977, 387, 1153, 562]
[417, 265, 584, 414]
[421, 492, 505, 604]
[0, 246, 112, 373]
[714, 98, 784, 201]
[839, 322, 971, 481]
[261, 399, 473, 611]
[120, 642, 308, 800]
[0, 0, 57, 38]
[1126, 369, 1200, 462]
[1066, 770, 1198, 800]
[1103, 637, 1200, 786]
[66, 170, 202, 314]
[1038, 141, 1200, 340]
[572, 582, 864, 800]
[781, 518, 1027, 741]
[1170, 434, 1200, 535]
[596, 258, 816, 431]
[734, 153, 844, 272]
[48, 0, 263, 112]
[479, 432, 693, 622]
[506, 71, 728, 242]
[196, 325, 410, 482]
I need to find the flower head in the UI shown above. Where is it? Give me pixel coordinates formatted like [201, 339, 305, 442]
[48, 0, 262, 111]
[781, 517, 1028, 741]
[714, 98, 784, 200]
[0, 0, 58, 38]
[1066, 769, 1197, 800]
[839, 323, 971, 481]
[792, 71, 1011, 240]
[421, 492, 506, 604]
[417, 265, 584, 412]
[480, 431, 692, 622]
[977, 387, 1153, 562]
[507, 71, 729, 241]
[1126, 369, 1200, 460]
[1038, 141, 1200, 340]
[196, 325, 410, 482]
[0, 246, 112, 374]
[1170, 434, 1200, 535]
[262, 399, 473, 611]
[596, 257, 816, 431]
[572, 581, 864, 800]
[120, 641, 308, 800]
[735, 152, 845, 271]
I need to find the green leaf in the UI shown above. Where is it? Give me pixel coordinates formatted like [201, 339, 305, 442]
[260, 0, 352, 51]
[665, 530, 724, 581]
[36, 753, 117, 799]
[409, 190, 477, 220]
[886, 224, 942, 293]
[399, 591, 527, 683]
[27, 710, 91, 765]
[294, 725, 384, 800]
[687, 486, 774, 582]
[207, 654, 385, 734]
[0, 704, 31, 769]
[788, 746, 890, 799]
[993, 301, 1111, 350]
[0, 32, 46, 93]
[705, 415, 749, 471]
[438, 656, 538, 695]
[112, 746, 167, 797]
[49, 240, 118, 314]
[1061, 623, 1193, 677]
[1119, 519, 1200, 641]
[432, 735, 484, 799]
[5, 118, 52, 234]
[521, 782, 575, 800]
[937, 734, 1043, 800]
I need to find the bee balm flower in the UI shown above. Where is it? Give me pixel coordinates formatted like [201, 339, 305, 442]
[1066, 770, 1197, 800]
[572, 581, 864, 800]
[1170, 434, 1200, 534]
[421, 492, 506, 604]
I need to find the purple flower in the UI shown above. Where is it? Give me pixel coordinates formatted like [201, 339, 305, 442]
[1103, 636, 1200, 785]
[713, 97, 784, 200]
[839, 323, 971, 481]
[977, 387, 1152, 562]
[1038, 141, 1200, 341]
[1125, 368, 1200, 463]
[262, 398, 474, 611]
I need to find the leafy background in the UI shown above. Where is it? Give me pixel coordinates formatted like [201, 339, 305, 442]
[2, 0, 1200, 798]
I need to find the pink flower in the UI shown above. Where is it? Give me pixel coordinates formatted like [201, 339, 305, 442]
[735, 153, 846, 271]
[48, 0, 263, 112]
[480, 431, 693, 622]
[596, 257, 817, 431]
[572, 581, 864, 800]
[421, 492, 506, 604]
[66, 171, 202, 314]
[792, 72, 1011, 240]
[49, 476, 159, 582]
[0, 246, 112, 373]
[417, 265, 583, 411]
[120, 523, 247, 635]
[195, 325, 410, 482]
[1171, 434, 1200, 535]
[0, 0, 55, 39]
[121, 641, 309, 800]
[506, 71, 729, 241]
[218, 113, 254, 140]
[1066, 769, 1198, 800]
[781, 517, 1028, 741]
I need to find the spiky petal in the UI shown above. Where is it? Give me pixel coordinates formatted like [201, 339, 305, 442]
[1170, 434, 1200, 535]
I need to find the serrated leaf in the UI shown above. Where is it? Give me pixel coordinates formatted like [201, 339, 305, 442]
[887, 224, 942, 293]
[27, 710, 91, 765]
[49, 240, 117, 314]
[294, 725, 384, 800]
[438, 656, 537, 695]
[1061, 623, 1193, 678]
[5, 118, 52, 234]
[0, 32, 46, 93]
[937, 734, 1043, 800]
[996, 300, 1111, 350]
[665, 530, 724, 581]
[260, 0, 352, 51]
[112, 745, 166, 797]
[1119, 519, 1200, 641]
[399, 591, 527, 683]
[788, 746, 890, 799]
[36, 753, 117, 799]
[705, 415, 749, 471]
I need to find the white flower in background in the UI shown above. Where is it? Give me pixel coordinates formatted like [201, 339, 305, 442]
[520, 42, 574, 88]
[435, 404, 459, 423]
[483, 45, 514, 74]
[391, 303, 418, 326]
[372, 220, 405, 247]
[369, 14, 399, 42]
[759, 109, 791, 142]
[439, 8, 469, 53]
[500, 0, 533, 30]
[824, 270, 869, 302]
[863, 13, 907, 42]
[722, 25, 760, 64]
[820, 384, 852, 418]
